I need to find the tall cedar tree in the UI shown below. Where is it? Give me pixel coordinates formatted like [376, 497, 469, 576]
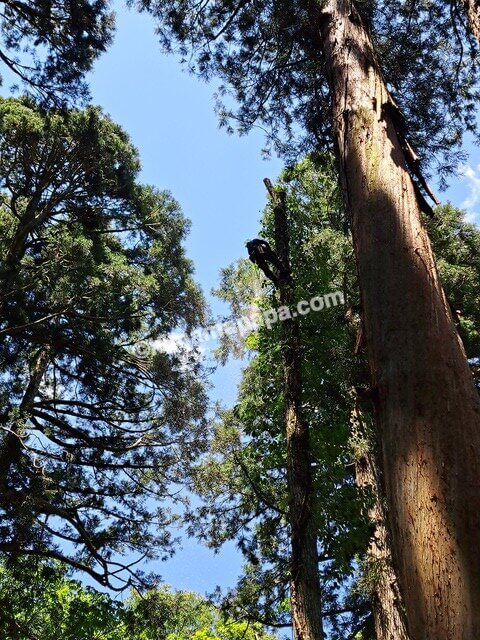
[265, 180, 325, 640]
[0, 97, 208, 588]
[0, 1, 114, 103]
[134, 2, 480, 636]
[320, 7, 480, 637]
[191, 159, 480, 639]
[191, 158, 372, 640]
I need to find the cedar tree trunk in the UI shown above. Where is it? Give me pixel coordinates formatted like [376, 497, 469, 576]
[459, 0, 480, 43]
[351, 399, 410, 640]
[266, 181, 325, 640]
[318, 2, 480, 638]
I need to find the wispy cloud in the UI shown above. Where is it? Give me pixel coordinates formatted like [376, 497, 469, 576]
[459, 164, 480, 223]
[131, 332, 205, 371]
[153, 332, 192, 355]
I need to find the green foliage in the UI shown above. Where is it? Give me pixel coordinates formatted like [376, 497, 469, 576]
[0, 0, 115, 103]
[0, 558, 126, 639]
[0, 97, 208, 588]
[126, 586, 275, 640]
[135, 0, 480, 177]
[0, 0, 114, 103]
[0, 558, 275, 640]
[427, 204, 480, 358]
[188, 156, 372, 639]
[187, 157, 480, 639]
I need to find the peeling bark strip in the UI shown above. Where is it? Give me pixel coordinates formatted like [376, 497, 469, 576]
[265, 180, 324, 640]
[318, 2, 480, 638]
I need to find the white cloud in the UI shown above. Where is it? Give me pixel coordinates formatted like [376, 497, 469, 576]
[153, 332, 191, 355]
[131, 332, 203, 366]
[459, 164, 480, 223]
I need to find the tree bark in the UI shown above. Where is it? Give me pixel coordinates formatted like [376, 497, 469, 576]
[351, 400, 410, 640]
[458, 0, 480, 43]
[265, 180, 324, 640]
[317, 2, 480, 638]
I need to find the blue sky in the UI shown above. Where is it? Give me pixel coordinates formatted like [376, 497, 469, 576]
[88, 5, 283, 301]
[87, 1, 480, 597]
[3, 0, 480, 600]
[88, 2, 284, 405]
[86, 3, 283, 595]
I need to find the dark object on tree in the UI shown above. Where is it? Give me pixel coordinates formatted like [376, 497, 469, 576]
[246, 238, 291, 286]
[263, 177, 326, 639]
[354, 386, 379, 404]
[382, 100, 440, 218]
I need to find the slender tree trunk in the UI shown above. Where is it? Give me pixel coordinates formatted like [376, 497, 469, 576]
[459, 0, 480, 43]
[351, 399, 410, 640]
[265, 180, 324, 640]
[316, 2, 480, 638]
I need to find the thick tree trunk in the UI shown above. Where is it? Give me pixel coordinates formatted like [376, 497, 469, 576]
[351, 401, 410, 640]
[459, 0, 480, 43]
[265, 181, 324, 640]
[318, 2, 480, 638]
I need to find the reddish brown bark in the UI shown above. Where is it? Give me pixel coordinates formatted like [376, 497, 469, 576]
[265, 181, 324, 640]
[351, 400, 410, 640]
[459, 0, 480, 43]
[317, 2, 480, 638]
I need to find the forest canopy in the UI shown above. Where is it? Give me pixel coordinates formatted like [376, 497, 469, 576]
[0, 1, 114, 103]
[0, 2, 480, 639]
[133, 0, 480, 178]
[0, 96, 208, 589]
